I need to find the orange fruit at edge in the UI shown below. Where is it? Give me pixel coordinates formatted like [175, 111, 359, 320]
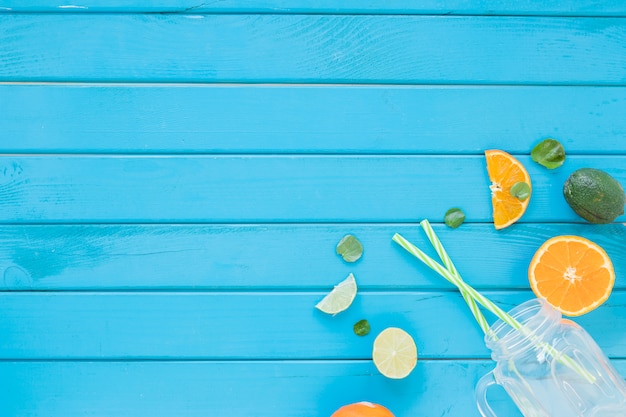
[528, 235, 615, 317]
[485, 149, 532, 229]
[331, 402, 395, 417]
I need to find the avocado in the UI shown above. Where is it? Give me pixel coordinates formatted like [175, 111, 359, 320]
[563, 168, 625, 224]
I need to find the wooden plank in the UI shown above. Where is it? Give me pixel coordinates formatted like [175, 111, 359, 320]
[3, 15, 626, 84]
[0, 291, 624, 359]
[1, 359, 625, 416]
[0, 155, 623, 223]
[1, 223, 624, 290]
[3, 84, 626, 154]
[0, 359, 545, 417]
[2, 1, 626, 16]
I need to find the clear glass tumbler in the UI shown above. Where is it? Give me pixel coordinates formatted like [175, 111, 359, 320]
[475, 298, 626, 416]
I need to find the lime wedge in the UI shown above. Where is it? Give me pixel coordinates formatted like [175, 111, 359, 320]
[372, 327, 418, 379]
[315, 273, 357, 315]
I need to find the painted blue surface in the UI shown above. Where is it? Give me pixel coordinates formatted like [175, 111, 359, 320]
[3, 15, 626, 84]
[0, 155, 624, 223]
[1, 3, 626, 417]
[0, 224, 623, 291]
[3, 85, 626, 154]
[3, 0, 626, 15]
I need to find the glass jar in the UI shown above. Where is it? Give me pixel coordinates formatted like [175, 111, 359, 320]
[475, 298, 626, 416]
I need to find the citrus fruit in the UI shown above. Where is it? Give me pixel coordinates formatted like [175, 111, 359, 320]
[331, 402, 395, 417]
[372, 327, 417, 379]
[563, 168, 625, 224]
[315, 273, 357, 315]
[485, 150, 532, 229]
[528, 235, 615, 316]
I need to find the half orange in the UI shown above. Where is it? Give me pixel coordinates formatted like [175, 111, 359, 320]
[528, 235, 615, 316]
[331, 402, 395, 417]
[485, 150, 532, 229]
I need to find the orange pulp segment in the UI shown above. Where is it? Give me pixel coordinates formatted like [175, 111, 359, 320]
[485, 150, 532, 229]
[528, 235, 615, 317]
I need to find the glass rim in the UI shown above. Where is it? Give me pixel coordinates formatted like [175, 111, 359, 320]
[486, 298, 560, 355]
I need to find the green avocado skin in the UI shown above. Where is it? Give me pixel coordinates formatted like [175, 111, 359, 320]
[563, 168, 626, 224]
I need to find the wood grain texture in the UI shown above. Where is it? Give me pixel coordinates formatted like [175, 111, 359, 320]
[3, 84, 626, 154]
[0, 224, 624, 290]
[0, 155, 623, 223]
[0, 359, 541, 417]
[2, 1, 626, 16]
[3, 15, 626, 83]
[3, 4, 626, 416]
[0, 291, 624, 360]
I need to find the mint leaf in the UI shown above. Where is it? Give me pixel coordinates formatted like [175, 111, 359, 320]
[510, 182, 531, 201]
[444, 207, 465, 229]
[531, 138, 566, 169]
[353, 319, 371, 336]
[336, 234, 363, 263]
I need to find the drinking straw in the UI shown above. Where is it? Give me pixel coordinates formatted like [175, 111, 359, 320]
[419, 220, 490, 335]
[392, 232, 517, 330]
[392, 222, 596, 383]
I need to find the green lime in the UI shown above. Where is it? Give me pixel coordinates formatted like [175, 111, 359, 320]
[315, 273, 357, 315]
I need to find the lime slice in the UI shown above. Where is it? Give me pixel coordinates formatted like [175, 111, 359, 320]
[315, 273, 357, 315]
[372, 327, 418, 379]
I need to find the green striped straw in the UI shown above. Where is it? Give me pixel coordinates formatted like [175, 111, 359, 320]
[392, 222, 596, 383]
[392, 232, 516, 330]
[419, 220, 490, 335]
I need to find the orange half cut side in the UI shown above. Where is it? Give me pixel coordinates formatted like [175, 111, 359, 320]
[485, 150, 532, 230]
[528, 235, 615, 316]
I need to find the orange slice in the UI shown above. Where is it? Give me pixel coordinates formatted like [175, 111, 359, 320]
[528, 235, 615, 316]
[485, 150, 532, 229]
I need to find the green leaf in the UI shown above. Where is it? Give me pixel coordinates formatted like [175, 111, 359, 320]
[353, 319, 371, 336]
[531, 138, 566, 169]
[444, 207, 465, 229]
[510, 182, 531, 201]
[336, 234, 363, 262]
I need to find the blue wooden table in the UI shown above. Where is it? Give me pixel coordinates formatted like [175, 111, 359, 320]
[1, 2, 626, 415]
